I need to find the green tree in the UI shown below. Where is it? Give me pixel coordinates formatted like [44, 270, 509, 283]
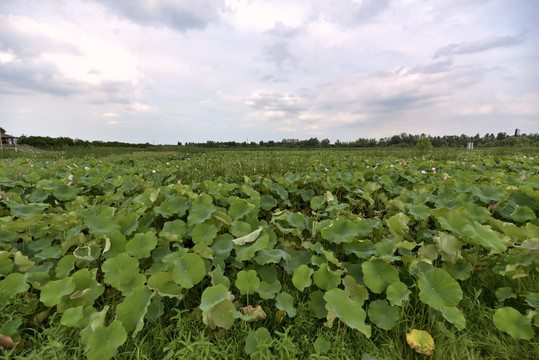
[415, 137, 433, 151]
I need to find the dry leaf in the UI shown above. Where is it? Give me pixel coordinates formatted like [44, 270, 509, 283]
[0, 334, 19, 349]
[241, 305, 267, 321]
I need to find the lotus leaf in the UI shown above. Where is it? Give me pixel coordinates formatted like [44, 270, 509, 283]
[368, 299, 399, 330]
[361, 259, 399, 294]
[313, 263, 341, 290]
[147, 272, 182, 297]
[387, 213, 410, 239]
[0, 273, 29, 298]
[324, 288, 371, 337]
[275, 292, 296, 317]
[102, 253, 146, 296]
[235, 270, 260, 295]
[440, 306, 466, 330]
[386, 281, 411, 306]
[462, 221, 506, 252]
[406, 329, 435, 356]
[292, 264, 314, 291]
[244, 327, 273, 357]
[86, 320, 127, 360]
[126, 231, 157, 259]
[172, 253, 206, 289]
[418, 268, 462, 310]
[493, 307, 533, 340]
[256, 279, 281, 300]
[116, 285, 154, 335]
[321, 218, 362, 244]
[40, 277, 76, 307]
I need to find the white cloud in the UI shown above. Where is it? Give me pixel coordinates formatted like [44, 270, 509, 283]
[103, 112, 119, 117]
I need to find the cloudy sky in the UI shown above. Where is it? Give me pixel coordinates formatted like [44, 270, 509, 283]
[0, 0, 537, 144]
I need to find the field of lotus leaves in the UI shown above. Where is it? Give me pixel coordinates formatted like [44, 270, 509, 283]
[0, 149, 537, 359]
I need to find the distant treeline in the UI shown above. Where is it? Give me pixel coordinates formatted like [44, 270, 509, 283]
[17, 136, 154, 150]
[16, 132, 538, 150]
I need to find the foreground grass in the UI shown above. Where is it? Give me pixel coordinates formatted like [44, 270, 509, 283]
[2, 269, 537, 359]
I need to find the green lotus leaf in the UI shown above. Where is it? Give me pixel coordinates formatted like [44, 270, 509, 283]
[65, 268, 104, 307]
[368, 299, 399, 330]
[387, 213, 410, 239]
[313, 263, 341, 290]
[0, 273, 29, 298]
[116, 285, 154, 335]
[471, 185, 505, 203]
[203, 299, 236, 329]
[292, 264, 314, 292]
[159, 220, 187, 242]
[493, 307, 533, 340]
[211, 234, 234, 259]
[343, 240, 376, 259]
[245, 327, 273, 357]
[256, 279, 281, 300]
[200, 284, 229, 312]
[118, 212, 139, 236]
[187, 204, 215, 226]
[55, 255, 75, 278]
[434, 232, 463, 264]
[254, 249, 290, 265]
[126, 231, 157, 259]
[442, 259, 473, 281]
[525, 292, 539, 309]
[102, 253, 146, 296]
[440, 306, 466, 330]
[276, 292, 296, 317]
[255, 264, 277, 283]
[321, 218, 362, 244]
[60, 305, 85, 327]
[342, 275, 369, 304]
[5, 200, 49, 217]
[29, 188, 51, 203]
[418, 267, 463, 310]
[311, 195, 326, 210]
[374, 237, 400, 260]
[230, 220, 252, 237]
[228, 197, 255, 221]
[462, 221, 506, 252]
[40, 277, 76, 307]
[462, 203, 491, 223]
[386, 281, 411, 306]
[510, 205, 535, 223]
[85, 209, 121, 236]
[0, 251, 13, 276]
[210, 265, 230, 288]
[273, 211, 305, 233]
[436, 208, 469, 237]
[260, 195, 277, 211]
[102, 231, 127, 259]
[324, 288, 371, 337]
[192, 223, 218, 245]
[172, 253, 206, 289]
[50, 183, 79, 201]
[235, 230, 270, 262]
[495, 287, 517, 302]
[361, 259, 399, 294]
[86, 320, 127, 360]
[406, 203, 431, 221]
[235, 270, 260, 295]
[154, 195, 189, 218]
[147, 272, 181, 297]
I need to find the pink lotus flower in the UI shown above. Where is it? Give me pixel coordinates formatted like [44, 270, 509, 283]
[443, 175, 448, 180]
[421, 170, 426, 174]
[492, 203, 497, 209]
[178, 179, 182, 184]
[520, 174, 526, 180]
[67, 181, 72, 186]
[152, 170, 156, 173]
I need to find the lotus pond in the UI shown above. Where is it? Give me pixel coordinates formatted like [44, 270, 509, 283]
[0, 149, 538, 359]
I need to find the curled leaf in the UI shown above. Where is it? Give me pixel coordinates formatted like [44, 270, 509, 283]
[232, 227, 263, 245]
[240, 305, 267, 322]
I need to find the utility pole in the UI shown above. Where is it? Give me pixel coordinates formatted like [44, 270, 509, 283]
[0, 129, 3, 152]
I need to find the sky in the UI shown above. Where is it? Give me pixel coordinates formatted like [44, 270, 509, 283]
[0, 0, 538, 144]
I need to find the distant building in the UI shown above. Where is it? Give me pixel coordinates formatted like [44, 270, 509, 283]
[0, 133, 18, 145]
[514, 129, 520, 136]
[467, 142, 474, 150]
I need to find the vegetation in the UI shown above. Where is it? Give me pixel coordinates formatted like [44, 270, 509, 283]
[12, 132, 539, 150]
[0, 148, 537, 359]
